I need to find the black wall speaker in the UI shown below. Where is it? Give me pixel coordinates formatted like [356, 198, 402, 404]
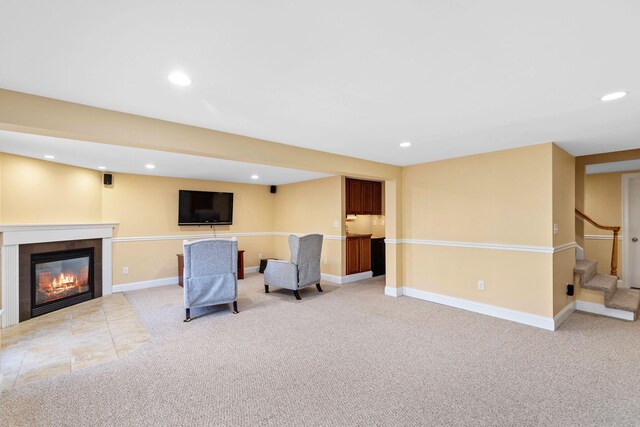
[103, 173, 113, 185]
[270, 185, 277, 194]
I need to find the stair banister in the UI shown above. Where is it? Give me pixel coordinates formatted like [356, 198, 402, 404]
[575, 209, 620, 277]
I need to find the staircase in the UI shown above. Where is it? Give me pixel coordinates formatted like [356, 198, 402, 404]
[574, 259, 640, 320]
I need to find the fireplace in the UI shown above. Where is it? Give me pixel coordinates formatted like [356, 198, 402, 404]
[18, 238, 103, 322]
[31, 248, 94, 317]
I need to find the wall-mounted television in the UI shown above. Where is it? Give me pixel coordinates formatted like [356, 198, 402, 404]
[178, 190, 234, 226]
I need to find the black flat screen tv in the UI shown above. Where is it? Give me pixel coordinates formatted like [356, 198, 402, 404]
[178, 190, 234, 226]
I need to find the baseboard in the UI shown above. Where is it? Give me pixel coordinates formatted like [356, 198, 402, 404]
[390, 286, 556, 330]
[384, 286, 403, 297]
[575, 300, 635, 321]
[554, 301, 576, 329]
[112, 276, 178, 293]
[245, 266, 259, 274]
[617, 279, 627, 289]
[321, 271, 373, 285]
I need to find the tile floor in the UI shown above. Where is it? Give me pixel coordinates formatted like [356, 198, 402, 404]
[1, 293, 149, 390]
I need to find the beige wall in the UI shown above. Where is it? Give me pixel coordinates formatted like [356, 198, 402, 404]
[346, 215, 385, 238]
[583, 172, 625, 278]
[400, 143, 556, 317]
[273, 176, 343, 276]
[0, 153, 102, 223]
[552, 144, 576, 315]
[103, 173, 277, 285]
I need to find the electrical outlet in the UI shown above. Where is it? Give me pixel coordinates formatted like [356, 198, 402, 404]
[333, 220, 339, 228]
[123, 267, 129, 275]
[323, 258, 328, 265]
[477, 280, 485, 290]
[258, 253, 263, 260]
[553, 223, 559, 235]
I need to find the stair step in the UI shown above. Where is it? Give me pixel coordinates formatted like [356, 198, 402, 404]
[582, 273, 617, 295]
[606, 289, 640, 314]
[574, 259, 598, 285]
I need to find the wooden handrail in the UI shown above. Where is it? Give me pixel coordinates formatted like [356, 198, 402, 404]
[575, 209, 620, 277]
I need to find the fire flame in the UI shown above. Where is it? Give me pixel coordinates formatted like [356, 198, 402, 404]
[52, 272, 78, 288]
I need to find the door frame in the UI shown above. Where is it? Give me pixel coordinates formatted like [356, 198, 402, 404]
[621, 173, 640, 288]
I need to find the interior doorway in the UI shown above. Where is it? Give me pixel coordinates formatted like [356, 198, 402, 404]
[622, 173, 640, 288]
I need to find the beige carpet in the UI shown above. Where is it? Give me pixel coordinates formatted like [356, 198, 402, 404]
[2, 274, 640, 426]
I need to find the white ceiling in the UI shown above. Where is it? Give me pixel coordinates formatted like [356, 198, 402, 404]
[1, 1, 639, 166]
[0, 130, 331, 185]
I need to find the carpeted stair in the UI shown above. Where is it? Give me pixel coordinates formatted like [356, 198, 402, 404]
[574, 259, 640, 320]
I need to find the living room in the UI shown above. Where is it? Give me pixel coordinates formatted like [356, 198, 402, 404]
[2, 1, 640, 425]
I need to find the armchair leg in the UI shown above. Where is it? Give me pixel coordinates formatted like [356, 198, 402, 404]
[183, 308, 191, 322]
[293, 290, 302, 300]
[264, 284, 270, 293]
[316, 283, 323, 292]
[233, 301, 239, 314]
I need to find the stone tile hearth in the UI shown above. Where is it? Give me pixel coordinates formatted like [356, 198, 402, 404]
[1, 293, 149, 390]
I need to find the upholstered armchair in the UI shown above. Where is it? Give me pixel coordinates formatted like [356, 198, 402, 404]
[182, 238, 239, 322]
[264, 234, 323, 300]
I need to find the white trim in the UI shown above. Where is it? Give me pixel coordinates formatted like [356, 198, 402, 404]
[113, 276, 178, 293]
[553, 242, 578, 254]
[382, 238, 555, 254]
[575, 300, 635, 321]
[554, 301, 576, 329]
[576, 244, 584, 260]
[0, 223, 119, 232]
[391, 286, 556, 330]
[0, 223, 118, 246]
[321, 271, 373, 285]
[244, 266, 259, 275]
[617, 279, 627, 289]
[113, 231, 345, 243]
[0, 245, 18, 328]
[384, 286, 403, 297]
[584, 234, 623, 241]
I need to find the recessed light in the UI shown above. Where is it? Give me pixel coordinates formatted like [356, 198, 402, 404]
[98, 166, 106, 170]
[251, 174, 259, 180]
[399, 142, 412, 148]
[44, 154, 55, 159]
[145, 164, 156, 169]
[168, 71, 192, 86]
[601, 91, 627, 102]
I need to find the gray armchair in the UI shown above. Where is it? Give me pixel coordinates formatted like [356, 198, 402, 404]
[264, 234, 323, 300]
[183, 238, 238, 322]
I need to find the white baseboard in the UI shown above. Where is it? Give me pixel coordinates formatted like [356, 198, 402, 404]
[244, 266, 259, 274]
[575, 300, 636, 321]
[384, 286, 403, 297]
[112, 276, 178, 293]
[322, 271, 373, 285]
[554, 301, 576, 329]
[617, 279, 627, 288]
[386, 286, 556, 330]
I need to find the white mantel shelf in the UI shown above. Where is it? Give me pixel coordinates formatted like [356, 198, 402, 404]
[0, 223, 118, 328]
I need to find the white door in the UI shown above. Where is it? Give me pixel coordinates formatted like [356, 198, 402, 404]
[624, 174, 640, 288]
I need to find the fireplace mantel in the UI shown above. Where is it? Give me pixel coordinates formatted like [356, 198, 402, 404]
[0, 223, 118, 328]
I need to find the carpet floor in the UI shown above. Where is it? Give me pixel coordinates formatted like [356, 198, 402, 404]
[1, 274, 640, 426]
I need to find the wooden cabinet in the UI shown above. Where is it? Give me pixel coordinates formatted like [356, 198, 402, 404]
[346, 178, 363, 215]
[346, 235, 372, 275]
[346, 178, 382, 215]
